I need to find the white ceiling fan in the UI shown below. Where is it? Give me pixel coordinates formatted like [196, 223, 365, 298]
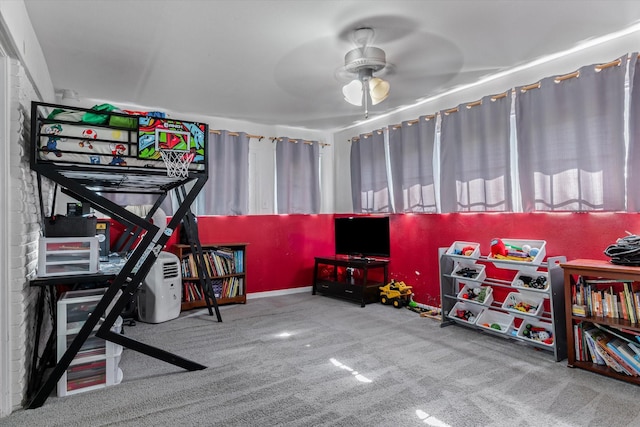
[339, 27, 392, 118]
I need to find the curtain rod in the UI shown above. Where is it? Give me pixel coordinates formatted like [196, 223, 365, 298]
[352, 53, 639, 140]
[210, 129, 264, 140]
[521, 55, 633, 92]
[269, 137, 330, 147]
[210, 130, 330, 147]
[352, 114, 438, 139]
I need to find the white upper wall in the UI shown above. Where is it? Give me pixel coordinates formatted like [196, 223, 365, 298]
[0, 0, 53, 102]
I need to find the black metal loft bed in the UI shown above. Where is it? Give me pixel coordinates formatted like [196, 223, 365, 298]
[27, 102, 219, 408]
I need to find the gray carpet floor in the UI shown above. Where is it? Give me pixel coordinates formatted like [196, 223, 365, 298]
[3, 292, 640, 427]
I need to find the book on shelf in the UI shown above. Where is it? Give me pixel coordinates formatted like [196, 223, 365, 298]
[627, 341, 640, 359]
[582, 328, 606, 365]
[573, 277, 640, 323]
[181, 247, 243, 278]
[592, 322, 638, 345]
[587, 327, 636, 376]
[574, 323, 584, 361]
[572, 304, 587, 317]
[607, 339, 640, 375]
[183, 282, 203, 302]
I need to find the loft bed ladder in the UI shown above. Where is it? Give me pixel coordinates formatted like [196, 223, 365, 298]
[175, 186, 222, 320]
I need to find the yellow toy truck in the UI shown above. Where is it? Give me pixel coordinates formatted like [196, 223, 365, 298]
[379, 280, 413, 308]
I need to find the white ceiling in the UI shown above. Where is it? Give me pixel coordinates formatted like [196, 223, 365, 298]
[23, 0, 640, 131]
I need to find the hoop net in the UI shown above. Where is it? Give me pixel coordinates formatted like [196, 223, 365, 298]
[159, 150, 195, 178]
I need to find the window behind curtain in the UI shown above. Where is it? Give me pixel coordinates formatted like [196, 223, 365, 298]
[515, 55, 628, 212]
[439, 94, 512, 212]
[275, 137, 320, 214]
[200, 130, 249, 215]
[388, 116, 437, 213]
[350, 131, 391, 213]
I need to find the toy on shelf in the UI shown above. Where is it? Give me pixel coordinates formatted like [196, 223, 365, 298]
[457, 284, 493, 306]
[490, 238, 540, 262]
[454, 245, 476, 256]
[502, 292, 543, 316]
[455, 309, 477, 322]
[379, 280, 413, 308]
[445, 241, 480, 259]
[512, 272, 549, 291]
[518, 321, 554, 346]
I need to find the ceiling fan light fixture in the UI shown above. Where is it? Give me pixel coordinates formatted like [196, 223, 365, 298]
[369, 77, 390, 105]
[343, 79, 363, 106]
[340, 27, 392, 115]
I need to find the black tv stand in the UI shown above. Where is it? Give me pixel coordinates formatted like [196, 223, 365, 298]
[312, 256, 389, 307]
[346, 255, 372, 262]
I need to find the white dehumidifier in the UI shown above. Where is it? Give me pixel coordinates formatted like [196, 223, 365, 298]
[137, 251, 182, 323]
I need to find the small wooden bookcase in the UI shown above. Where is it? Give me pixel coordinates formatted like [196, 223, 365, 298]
[172, 243, 247, 310]
[562, 259, 640, 385]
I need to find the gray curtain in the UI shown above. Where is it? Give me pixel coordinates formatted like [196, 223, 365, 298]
[275, 137, 320, 214]
[350, 131, 391, 213]
[627, 53, 640, 211]
[388, 116, 437, 213]
[202, 130, 249, 215]
[516, 55, 628, 211]
[440, 94, 512, 212]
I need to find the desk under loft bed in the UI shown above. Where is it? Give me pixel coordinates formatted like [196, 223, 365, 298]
[27, 101, 219, 408]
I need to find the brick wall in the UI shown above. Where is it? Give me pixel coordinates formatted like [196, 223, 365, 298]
[8, 58, 47, 410]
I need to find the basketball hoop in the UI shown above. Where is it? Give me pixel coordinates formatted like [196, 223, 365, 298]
[159, 150, 195, 178]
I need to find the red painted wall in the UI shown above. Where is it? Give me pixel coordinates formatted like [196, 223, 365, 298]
[388, 212, 640, 305]
[112, 212, 640, 305]
[172, 215, 335, 295]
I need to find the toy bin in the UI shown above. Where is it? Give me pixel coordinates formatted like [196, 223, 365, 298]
[488, 238, 546, 269]
[446, 241, 480, 261]
[501, 292, 544, 317]
[451, 263, 486, 283]
[447, 301, 484, 326]
[511, 270, 549, 293]
[517, 319, 555, 347]
[457, 283, 493, 306]
[476, 309, 514, 335]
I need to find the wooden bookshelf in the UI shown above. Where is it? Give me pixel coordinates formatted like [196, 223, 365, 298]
[172, 243, 247, 310]
[562, 259, 640, 385]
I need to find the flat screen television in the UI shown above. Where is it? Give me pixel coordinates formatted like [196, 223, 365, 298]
[334, 216, 390, 258]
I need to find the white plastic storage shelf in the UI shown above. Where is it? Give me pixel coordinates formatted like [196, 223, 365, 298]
[447, 301, 484, 326]
[57, 289, 124, 397]
[38, 236, 99, 277]
[57, 348, 123, 397]
[57, 288, 120, 335]
[476, 309, 514, 335]
[439, 241, 567, 362]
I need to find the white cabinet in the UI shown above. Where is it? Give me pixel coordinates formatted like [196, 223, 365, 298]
[439, 240, 567, 361]
[56, 289, 123, 396]
[38, 237, 99, 277]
